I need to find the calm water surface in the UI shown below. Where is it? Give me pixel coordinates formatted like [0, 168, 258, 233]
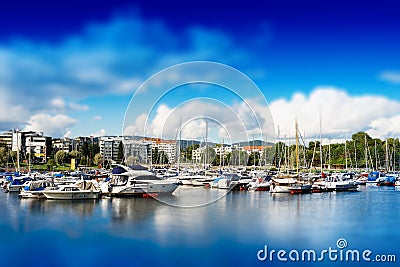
[0, 186, 399, 267]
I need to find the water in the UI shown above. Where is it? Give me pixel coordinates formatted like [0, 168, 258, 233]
[0, 186, 398, 267]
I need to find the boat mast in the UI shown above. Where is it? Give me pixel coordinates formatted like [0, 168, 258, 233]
[364, 135, 368, 172]
[16, 130, 20, 173]
[295, 120, 299, 177]
[205, 120, 208, 169]
[329, 139, 331, 170]
[385, 139, 389, 172]
[354, 140, 357, 170]
[177, 119, 182, 175]
[319, 114, 323, 174]
[28, 136, 31, 174]
[345, 140, 348, 171]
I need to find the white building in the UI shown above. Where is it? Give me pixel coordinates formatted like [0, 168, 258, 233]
[0, 130, 51, 163]
[144, 138, 177, 163]
[124, 138, 152, 164]
[25, 133, 52, 163]
[99, 136, 123, 162]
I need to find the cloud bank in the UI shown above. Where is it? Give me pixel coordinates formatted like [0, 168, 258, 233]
[270, 87, 400, 141]
[0, 12, 257, 136]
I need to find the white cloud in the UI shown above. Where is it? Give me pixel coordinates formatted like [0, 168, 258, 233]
[379, 71, 400, 84]
[93, 115, 102, 121]
[91, 129, 107, 137]
[24, 114, 76, 137]
[124, 98, 273, 143]
[270, 87, 400, 141]
[367, 115, 400, 138]
[0, 13, 260, 135]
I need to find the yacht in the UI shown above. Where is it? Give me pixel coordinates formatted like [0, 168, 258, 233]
[19, 180, 57, 198]
[215, 173, 240, 189]
[5, 176, 33, 193]
[43, 180, 101, 200]
[269, 177, 297, 193]
[247, 177, 271, 191]
[100, 165, 181, 197]
[324, 173, 358, 192]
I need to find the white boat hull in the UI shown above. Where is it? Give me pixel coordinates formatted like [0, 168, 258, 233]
[270, 185, 291, 193]
[105, 182, 179, 196]
[43, 191, 101, 200]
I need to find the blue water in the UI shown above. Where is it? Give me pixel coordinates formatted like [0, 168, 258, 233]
[0, 186, 398, 267]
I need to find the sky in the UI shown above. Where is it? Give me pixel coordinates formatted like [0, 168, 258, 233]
[1, 0, 400, 144]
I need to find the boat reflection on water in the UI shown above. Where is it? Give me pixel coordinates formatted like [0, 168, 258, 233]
[107, 197, 161, 223]
[19, 198, 98, 217]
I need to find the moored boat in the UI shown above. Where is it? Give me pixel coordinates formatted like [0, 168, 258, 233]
[100, 164, 180, 197]
[19, 180, 57, 198]
[289, 183, 312, 194]
[43, 181, 101, 200]
[269, 177, 297, 193]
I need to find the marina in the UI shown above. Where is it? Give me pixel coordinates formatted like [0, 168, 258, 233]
[0, 183, 398, 266]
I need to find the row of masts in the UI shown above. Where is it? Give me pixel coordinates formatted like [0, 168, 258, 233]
[278, 120, 399, 174]
[173, 118, 398, 174]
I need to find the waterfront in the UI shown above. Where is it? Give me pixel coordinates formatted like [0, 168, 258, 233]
[0, 186, 398, 267]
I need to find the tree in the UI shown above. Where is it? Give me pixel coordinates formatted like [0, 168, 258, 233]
[69, 150, 81, 159]
[152, 148, 169, 165]
[183, 144, 200, 161]
[229, 150, 248, 166]
[0, 147, 7, 165]
[201, 146, 216, 165]
[46, 159, 57, 170]
[248, 152, 260, 166]
[93, 153, 103, 166]
[55, 150, 68, 165]
[117, 141, 124, 163]
[81, 142, 89, 158]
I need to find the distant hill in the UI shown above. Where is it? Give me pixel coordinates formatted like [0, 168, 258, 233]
[232, 140, 274, 147]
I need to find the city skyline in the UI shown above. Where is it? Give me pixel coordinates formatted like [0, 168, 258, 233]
[0, 0, 399, 142]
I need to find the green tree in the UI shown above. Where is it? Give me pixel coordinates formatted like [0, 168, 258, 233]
[81, 142, 89, 158]
[248, 152, 260, 166]
[117, 141, 124, 163]
[229, 150, 248, 166]
[93, 153, 103, 166]
[182, 143, 199, 161]
[69, 150, 81, 159]
[55, 150, 68, 165]
[201, 146, 216, 165]
[46, 158, 57, 170]
[0, 147, 7, 165]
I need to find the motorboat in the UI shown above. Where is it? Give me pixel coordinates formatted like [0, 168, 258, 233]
[289, 183, 312, 194]
[269, 177, 297, 193]
[5, 176, 33, 193]
[324, 174, 358, 192]
[377, 175, 396, 186]
[42, 180, 101, 200]
[19, 180, 57, 198]
[215, 173, 240, 190]
[247, 177, 271, 191]
[100, 164, 181, 197]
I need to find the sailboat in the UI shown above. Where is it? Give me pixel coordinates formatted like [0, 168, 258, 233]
[288, 120, 312, 194]
[270, 120, 311, 193]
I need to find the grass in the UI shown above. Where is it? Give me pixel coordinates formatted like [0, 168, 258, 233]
[1, 162, 97, 172]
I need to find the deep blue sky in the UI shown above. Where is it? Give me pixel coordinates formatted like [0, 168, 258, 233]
[1, 0, 400, 138]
